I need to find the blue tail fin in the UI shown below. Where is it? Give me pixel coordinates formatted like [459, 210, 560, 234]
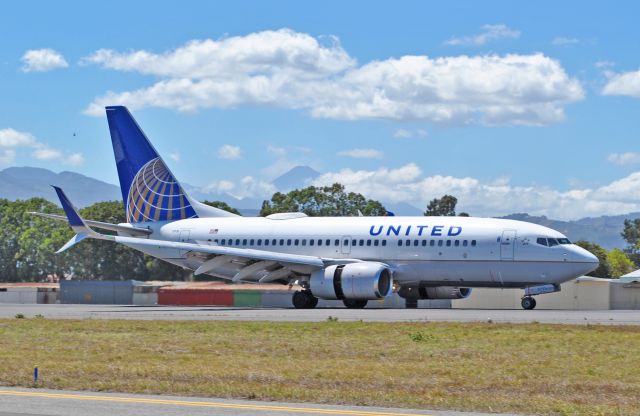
[106, 106, 198, 224]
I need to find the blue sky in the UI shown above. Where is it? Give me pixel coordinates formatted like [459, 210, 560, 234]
[1, 1, 640, 219]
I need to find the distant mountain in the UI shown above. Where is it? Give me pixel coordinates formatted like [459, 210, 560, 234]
[0, 167, 121, 207]
[272, 165, 320, 191]
[499, 213, 640, 250]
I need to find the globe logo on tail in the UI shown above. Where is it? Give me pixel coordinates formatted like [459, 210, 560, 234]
[126, 158, 197, 223]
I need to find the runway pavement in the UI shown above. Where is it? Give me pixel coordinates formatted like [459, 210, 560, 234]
[0, 388, 512, 416]
[0, 303, 639, 324]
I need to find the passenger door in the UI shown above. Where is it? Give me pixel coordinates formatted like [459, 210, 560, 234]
[500, 230, 516, 260]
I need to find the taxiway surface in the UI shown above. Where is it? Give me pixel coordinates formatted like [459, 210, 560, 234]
[0, 388, 512, 416]
[0, 304, 638, 325]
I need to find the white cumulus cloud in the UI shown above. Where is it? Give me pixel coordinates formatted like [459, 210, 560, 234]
[311, 163, 640, 220]
[21, 48, 68, 72]
[393, 128, 428, 139]
[337, 148, 383, 159]
[608, 152, 640, 166]
[0, 128, 82, 166]
[82, 29, 583, 126]
[217, 144, 242, 160]
[602, 69, 640, 97]
[445, 24, 520, 46]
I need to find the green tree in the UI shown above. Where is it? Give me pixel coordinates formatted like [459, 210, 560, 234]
[607, 249, 636, 278]
[0, 198, 71, 282]
[424, 195, 459, 216]
[202, 200, 241, 215]
[574, 240, 611, 278]
[260, 183, 386, 217]
[621, 218, 640, 249]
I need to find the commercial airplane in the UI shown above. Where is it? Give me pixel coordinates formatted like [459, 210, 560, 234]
[36, 106, 599, 310]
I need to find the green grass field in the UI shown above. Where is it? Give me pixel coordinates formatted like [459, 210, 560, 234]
[1, 318, 638, 415]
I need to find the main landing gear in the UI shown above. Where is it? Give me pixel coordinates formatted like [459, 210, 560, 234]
[521, 296, 537, 310]
[292, 290, 318, 309]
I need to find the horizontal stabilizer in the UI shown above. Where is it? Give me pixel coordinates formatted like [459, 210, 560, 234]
[29, 212, 152, 236]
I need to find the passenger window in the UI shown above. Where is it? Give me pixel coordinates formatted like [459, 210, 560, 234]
[327, 239, 332, 246]
[454, 240, 460, 247]
[310, 239, 314, 246]
[382, 240, 387, 246]
[422, 240, 427, 246]
[413, 240, 419, 246]
[258, 239, 262, 246]
[335, 239, 340, 246]
[430, 240, 435, 247]
[374, 240, 379, 246]
[287, 239, 292, 246]
[352, 239, 357, 246]
[220, 239, 225, 245]
[250, 239, 255, 245]
[398, 240, 403, 246]
[438, 240, 443, 247]
[302, 239, 306, 246]
[235, 239, 240, 245]
[295, 239, 299, 246]
[280, 239, 284, 245]
[471, 240, 477, 247]
[366, 240, 372, 246]
[537, 238, 548, 246]
[264, 239, 268, 246]
[272, 239, 277, 246]
[463, 240, 468, 247]
[446, 240, 452, 247]
[359, 239, 364, 246]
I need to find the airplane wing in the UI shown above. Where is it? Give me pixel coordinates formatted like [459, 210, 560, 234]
[42, 186, 364, 282]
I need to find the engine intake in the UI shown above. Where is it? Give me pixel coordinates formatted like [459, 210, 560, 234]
[310, 262, 392, 300]
[398, 286, 471, 300]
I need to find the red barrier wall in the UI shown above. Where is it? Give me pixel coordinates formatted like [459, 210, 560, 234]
[157, 288, 234, 306]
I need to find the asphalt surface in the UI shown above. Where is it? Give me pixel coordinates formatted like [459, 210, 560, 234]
[0, 303, 639, 324]
[0, 388, 513, 416]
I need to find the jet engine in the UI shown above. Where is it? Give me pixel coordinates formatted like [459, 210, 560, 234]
[309, 262, 392, 300]
[398, 285, 472, 300]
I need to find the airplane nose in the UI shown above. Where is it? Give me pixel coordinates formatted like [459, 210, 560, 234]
[573, 246, 600, 275]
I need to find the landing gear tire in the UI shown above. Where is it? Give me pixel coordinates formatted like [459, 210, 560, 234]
[292, 290, 318, 309]
[521, 296, 537, 310]
[343, 299, 368, 309]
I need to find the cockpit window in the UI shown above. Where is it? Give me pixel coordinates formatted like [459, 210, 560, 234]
[547, 238, 559, 247]
[536, 238, 548, 246]
[558, 238, 572, 245]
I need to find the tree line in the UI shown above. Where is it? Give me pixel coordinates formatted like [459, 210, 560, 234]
[0, 187, 637, 282]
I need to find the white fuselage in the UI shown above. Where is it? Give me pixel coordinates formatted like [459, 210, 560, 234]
[125, 215, 598, 289]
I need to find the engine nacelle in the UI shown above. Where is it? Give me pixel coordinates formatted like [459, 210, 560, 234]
[310, 262, 392, 300]
[398, 286, 472, 300]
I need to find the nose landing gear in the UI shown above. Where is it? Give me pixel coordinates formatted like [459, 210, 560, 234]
[521, 296, 537, 310]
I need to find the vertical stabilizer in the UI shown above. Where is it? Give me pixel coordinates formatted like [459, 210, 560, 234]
[105, 106, 238, 223]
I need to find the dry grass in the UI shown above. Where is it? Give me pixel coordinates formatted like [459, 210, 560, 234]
[0, 318, 639, 415]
